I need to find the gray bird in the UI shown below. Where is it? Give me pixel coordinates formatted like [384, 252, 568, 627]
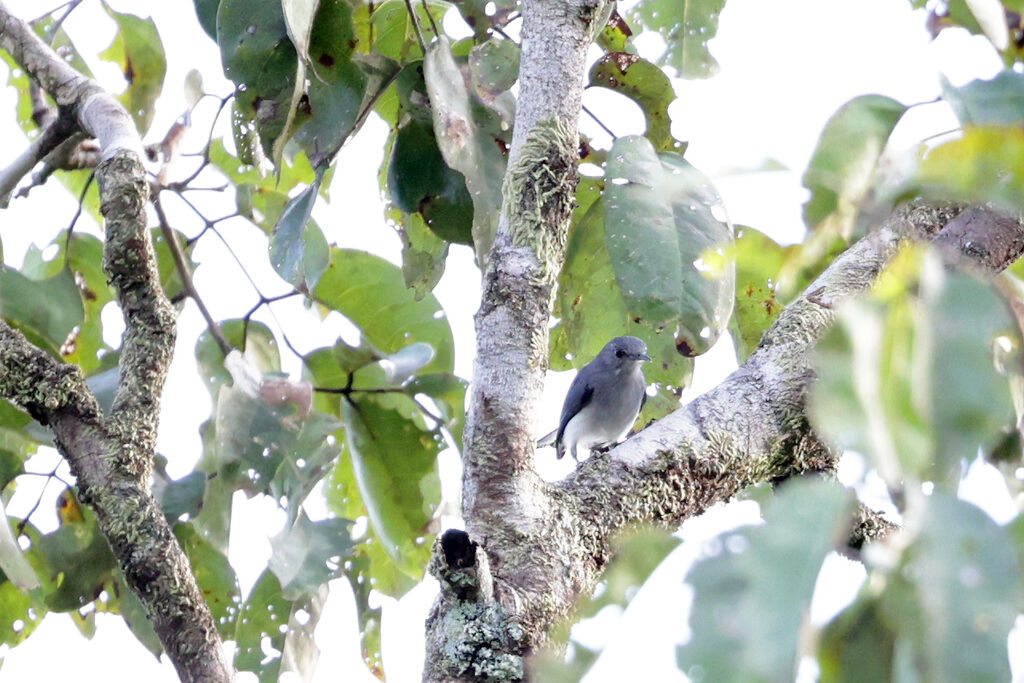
[538, 336, 651, 461]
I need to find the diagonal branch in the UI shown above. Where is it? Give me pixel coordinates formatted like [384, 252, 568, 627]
[0, 323, 230, 683]
[429, 200, 1024, 680]
[0, 4, 229, 681]
[152, 192, 233, 355]
[0, 106, 78, 205]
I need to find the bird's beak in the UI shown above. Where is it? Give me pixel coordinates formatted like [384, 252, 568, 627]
[637, 352, 651, 362]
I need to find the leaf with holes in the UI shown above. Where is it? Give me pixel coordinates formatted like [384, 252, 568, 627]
[604, 135, 734, 357]
[590, 53, 681, 153]
[629, 0, 724, 79]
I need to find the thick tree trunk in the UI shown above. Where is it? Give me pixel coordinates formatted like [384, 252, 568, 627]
[420, 1, 1024, 678]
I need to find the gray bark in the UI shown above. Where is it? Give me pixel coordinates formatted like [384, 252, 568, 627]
[0, 4, 231, 682]
[423, 0, 1024, 678]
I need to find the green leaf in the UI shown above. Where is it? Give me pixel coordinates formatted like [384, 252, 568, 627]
[821, 494, 1022, 681]
[100, 3, 167, 136]
[270, 172, 330, 291]
[0, 266, 84, 354]
[451, 0, 516, 40]
[424, 37, 507, 261]
[217, 0, 298, 160]
[468, 37, 519, 100]
[155, 470, 207, 522]
[113, 574, 162, 657]
[208, 139, 317, 229]
[65, 234, 116, 374]
[269, 411, 344, 524]
[818, 597, 895, 683]
[589, 54, 682, 153]
[404, 372, 467, 450]
[196, 319, 280, 399]
[343, 550, 385, 675]
[342, 398, 439, 576]
[811, 248, 1016, 486]
[214, 381, 342, 523]
[314, 248, 455, 374]
[0, 577, 41, 647]
[877, 493, 1020, 681]
[915, 125, 1024, 211]
[596, 9, 635, 54]
[802, 95, 906, 237]
[268, 511, 353, 598]
[604, 136, 735, 356]
[380, 342, 434, 385]
[184, 69, 205, 109]
[33, 505, 117, 612]
[0, 424, 34, 491]
[370, 0, 446, 63]
[942, 71, 1024, 126]
[678, 479, 853, 680]
[192, 0, 219, 41]
[149, 228, 198, 304]
[21, 233, 115, 375]
[731, 227, 788, 360]
[629, 0, 724, 79]
[293, 0, 397, 167]
[398, 211, 450, 298]
[551, 190, 693, 398]
[388, 118, 474, 245]
[234, 570, 292, 681]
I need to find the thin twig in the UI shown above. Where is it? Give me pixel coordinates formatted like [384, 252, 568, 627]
[180, 184, 230, 193]
[582, 104, 616, 140]
[403, 0, 427, 52]
[152, 192, 233, 355]
[315, 386, 407, 395]
[62, 169, 93, 267]
[46, 0, 83, 40]
[15, 462, 64, 534]
[420, 0, 440, 37]
[167, 93, 233, 191]
[241, 291, 302, 321]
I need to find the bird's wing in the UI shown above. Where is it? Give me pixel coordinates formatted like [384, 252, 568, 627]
[556, 376, 594, 445]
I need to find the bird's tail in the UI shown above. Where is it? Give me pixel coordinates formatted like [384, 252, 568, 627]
[536, 429, 557, 448]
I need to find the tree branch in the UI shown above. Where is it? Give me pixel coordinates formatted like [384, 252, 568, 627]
[426, 1, 613, 680]
[0, 107, 78, 206]
[152, 192, 233, 356]
[431, 199, 1024, 680]
[0, 324, 230, 682]
[0, 4, 229, 681]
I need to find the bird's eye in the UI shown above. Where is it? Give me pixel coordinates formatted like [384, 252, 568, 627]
[615, 349, 624, 358]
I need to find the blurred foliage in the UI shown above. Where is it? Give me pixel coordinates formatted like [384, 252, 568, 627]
[2, 0, 1024, 681]
[812, 246, 1017, 487]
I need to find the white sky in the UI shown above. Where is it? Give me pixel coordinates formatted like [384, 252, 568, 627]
[0, 0, 1019, 681]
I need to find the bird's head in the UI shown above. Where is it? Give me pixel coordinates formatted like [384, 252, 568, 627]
[603, 336, 651, 364]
